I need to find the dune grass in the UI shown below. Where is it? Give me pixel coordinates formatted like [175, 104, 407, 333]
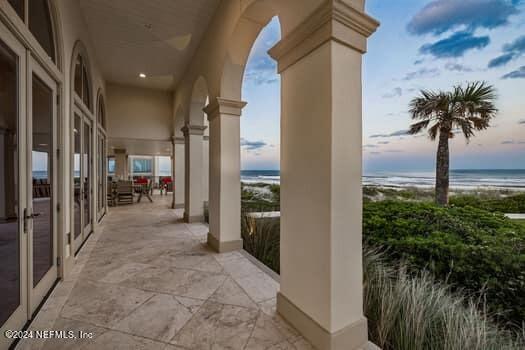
[364, 248, 524, 350]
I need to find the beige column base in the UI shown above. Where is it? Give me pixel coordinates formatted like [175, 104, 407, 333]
[174, 203, 185, 209]
[207, 233, 243, 253]
[277, 292, 368, 350]
[183, 212, 204, 223]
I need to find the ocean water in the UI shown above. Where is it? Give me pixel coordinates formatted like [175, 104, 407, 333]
[241, 169, 525, 190]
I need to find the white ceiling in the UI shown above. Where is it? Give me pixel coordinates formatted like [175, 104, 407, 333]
[78, 0, 220, 90]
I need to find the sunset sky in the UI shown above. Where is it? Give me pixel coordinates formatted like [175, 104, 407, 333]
[240, 0, 525, 172]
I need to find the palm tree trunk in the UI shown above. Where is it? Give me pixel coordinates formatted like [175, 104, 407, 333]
[435, 130, 450, 205]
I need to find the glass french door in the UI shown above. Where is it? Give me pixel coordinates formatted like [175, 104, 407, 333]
[73, 108, 93, 253]
[97, 131, 107, 221]
[0, 24, 28, 346]
[28, 57, 58, 315]
[0, 23, 57, 344]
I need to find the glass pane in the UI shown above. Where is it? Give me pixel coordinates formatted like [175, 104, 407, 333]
[32, 74, 53, 287]
[83, 122, 91, 230]
[0, 39, 20, 325]
[108, 157, 115, 174]
[29, 0, 55, 62]
[73, 115, 81, 239]
[97, 135, 102, 214]
[74, 57, 82, 99]
[82, 66, 90, 109]
[8, 0, 24, 20]
[133, 159, 152, 173]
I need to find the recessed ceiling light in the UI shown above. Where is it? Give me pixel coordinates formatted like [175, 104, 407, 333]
[139, 73, 146, 78]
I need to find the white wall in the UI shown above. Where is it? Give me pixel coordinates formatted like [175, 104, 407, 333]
[106, 83, 173, 141]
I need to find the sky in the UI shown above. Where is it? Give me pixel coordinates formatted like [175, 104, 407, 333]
[240, 0, 525, 173]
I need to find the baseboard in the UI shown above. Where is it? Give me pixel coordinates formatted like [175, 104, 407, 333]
[183, 213, 204, 223]
[207, 233, 243, 253]
[277, 292, 368, 350]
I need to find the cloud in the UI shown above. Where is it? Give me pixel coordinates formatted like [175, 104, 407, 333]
[444, 62, 474, 72]
[502, 65, 525, 79]
[419, 31, 490, 59]
[488, 35, 525, 68]
[382, 87, 402, 98]
[403, 68, 440, 81]
[241, 138, 267, 150]
[414, 59, 424, 65]
[243, 17, 280, 85]
[407, 0, 519, 36]
[370, 130, 410, 138]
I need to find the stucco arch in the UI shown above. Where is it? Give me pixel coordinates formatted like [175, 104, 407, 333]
[188, 76, 209, 126]
[220, 1, 279, 101]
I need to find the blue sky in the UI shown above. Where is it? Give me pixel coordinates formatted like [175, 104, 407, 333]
[240, 0, 525, 172]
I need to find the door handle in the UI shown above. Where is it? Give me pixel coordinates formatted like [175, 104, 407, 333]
[23, 209, 41, 233]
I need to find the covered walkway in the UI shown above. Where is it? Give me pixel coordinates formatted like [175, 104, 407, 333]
[18, 196, 312, 350]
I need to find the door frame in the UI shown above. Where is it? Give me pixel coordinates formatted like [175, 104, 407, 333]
[27, 55, 59, 316]
[0, 19, 29, 348]
[72, 103, 94, 254]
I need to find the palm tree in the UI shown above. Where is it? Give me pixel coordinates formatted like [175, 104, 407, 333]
[408, 82, 497, 206]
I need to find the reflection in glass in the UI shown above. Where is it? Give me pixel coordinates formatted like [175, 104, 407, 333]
[73, 115, 81, 239]
[0, 40, 20, 324]
[32, 74, 53, 287]
[29, 0, 56, 62]
[83, 122, 91, 230]
[8, 0, 24, 20]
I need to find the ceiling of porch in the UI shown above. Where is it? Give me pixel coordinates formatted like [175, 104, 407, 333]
[78, 0, 220, 91]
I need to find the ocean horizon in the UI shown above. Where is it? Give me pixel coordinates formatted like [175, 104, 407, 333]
[241, 169, 525, 190]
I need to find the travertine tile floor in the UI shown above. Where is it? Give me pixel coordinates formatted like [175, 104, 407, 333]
[17, 195, 313, 350]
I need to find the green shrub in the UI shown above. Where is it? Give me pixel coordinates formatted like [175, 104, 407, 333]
[451, 194, 525, 214]
[364, 200, 525, 327]
[364, 248, 525, 350]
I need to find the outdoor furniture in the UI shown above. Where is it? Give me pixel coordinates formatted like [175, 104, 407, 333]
[117, 180, 134, 205]
[136, 180, 153, 203]
[159, 177, 173, 196]
[107, 182, 117, 207]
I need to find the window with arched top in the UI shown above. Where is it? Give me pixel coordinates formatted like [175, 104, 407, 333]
[74, 54, 91, 109]
[97, 95, 106, 129]
[8, 0, 56, 63]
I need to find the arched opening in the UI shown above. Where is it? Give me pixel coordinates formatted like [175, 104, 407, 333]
[70, 41, 95, 253]
[182, 76, 210, 223]
[240, 16, 281, 273]
[74, 53, 92, 111]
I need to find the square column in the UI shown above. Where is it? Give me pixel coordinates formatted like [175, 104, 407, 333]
[182, 124, 207, 222]
[269, 1, 378, 350]
[171, 136, 176, 208]
[203, 98, 246, 253]
[174, 137, 185, 209]
[114, 149, 128, 180]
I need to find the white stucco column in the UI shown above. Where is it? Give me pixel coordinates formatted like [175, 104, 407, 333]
[203, 98, 246, 252]
[171, 136, 176, 208]
[269, 2, 379, 350]
[182, 123, 207, 222]
[174, 137, 185, 209]
[114, 149, 128, 180]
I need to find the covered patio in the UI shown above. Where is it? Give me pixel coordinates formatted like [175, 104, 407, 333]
[1, 0, 379, 349]
[17, 195, 313, 350]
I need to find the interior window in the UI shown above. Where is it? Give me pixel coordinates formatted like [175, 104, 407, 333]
[28, 0, 56, 62]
